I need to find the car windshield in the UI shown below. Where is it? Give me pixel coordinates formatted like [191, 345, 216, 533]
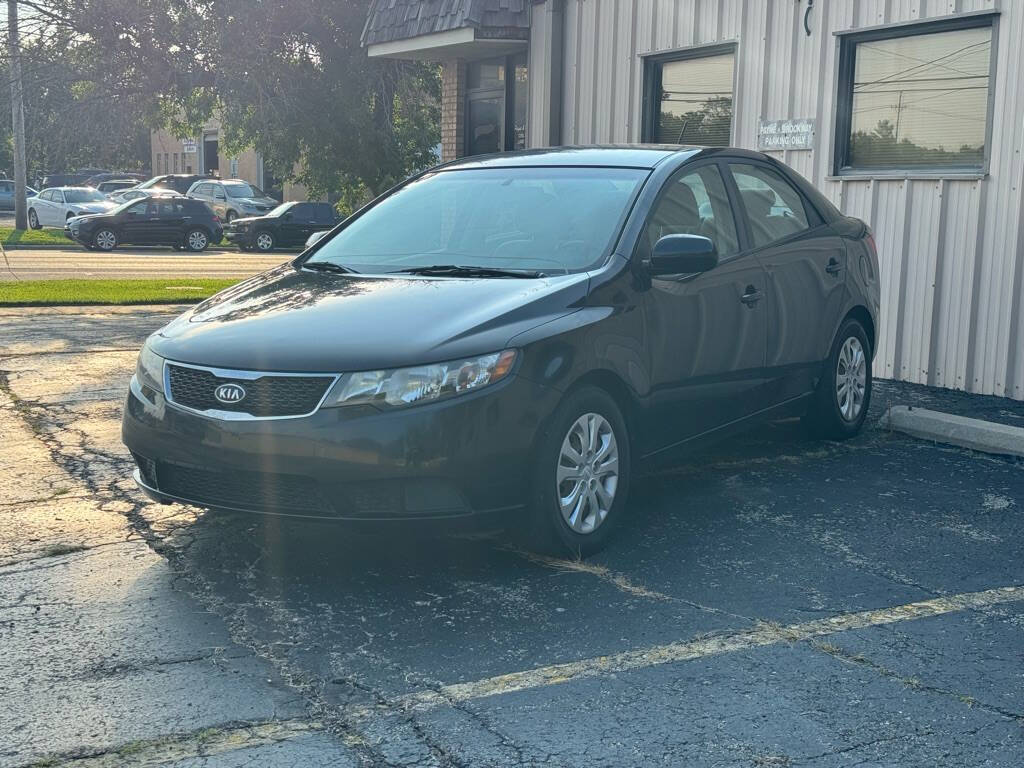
[305, 167, 648, 274]
[224, 182, 264, 198]
[65, 189, 106, 203]
[268, 202, 295, 217]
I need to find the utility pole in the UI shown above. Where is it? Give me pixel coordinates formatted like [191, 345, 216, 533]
[7, 0, 27, 230]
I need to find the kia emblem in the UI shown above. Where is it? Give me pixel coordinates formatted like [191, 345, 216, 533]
[214, 383, 246, 404]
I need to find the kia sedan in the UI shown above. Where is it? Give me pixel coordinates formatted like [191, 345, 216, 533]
[123, 147, 879, 555]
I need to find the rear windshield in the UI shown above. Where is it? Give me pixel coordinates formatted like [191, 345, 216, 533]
[306, 166, 648, 274]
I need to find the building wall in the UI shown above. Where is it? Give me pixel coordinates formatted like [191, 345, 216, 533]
[441, 60, 467, 161]
[150, 129, 198, 176]
[533, 0, 1024, 400]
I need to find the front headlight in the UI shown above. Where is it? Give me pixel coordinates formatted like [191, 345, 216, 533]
[324, 349, 517, 409]
[136, 343, 165, 394]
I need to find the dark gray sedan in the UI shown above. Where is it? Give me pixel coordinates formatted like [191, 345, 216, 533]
[123, 147, 879, 555]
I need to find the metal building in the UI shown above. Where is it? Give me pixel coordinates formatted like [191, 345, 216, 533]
[364, 0, 1024, 401]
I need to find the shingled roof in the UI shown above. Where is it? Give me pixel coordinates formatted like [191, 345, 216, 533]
[362, 0, 531, 47]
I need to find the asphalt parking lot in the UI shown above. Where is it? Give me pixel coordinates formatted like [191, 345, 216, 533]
[1, 305, 1022, 767]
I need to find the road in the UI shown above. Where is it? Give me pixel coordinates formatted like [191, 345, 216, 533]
[1, 305, 1023, 767]
[0, 246, 288, 280]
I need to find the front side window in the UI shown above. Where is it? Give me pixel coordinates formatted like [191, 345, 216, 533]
[730, 163, 811, 249]
[645, 164, 739, 258]
[644, 47, 735, 146]
[306, 167, 647, 275]
[836, 17, 994, 172]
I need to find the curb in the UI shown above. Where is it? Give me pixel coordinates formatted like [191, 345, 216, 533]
[880, 405, 1024, 459]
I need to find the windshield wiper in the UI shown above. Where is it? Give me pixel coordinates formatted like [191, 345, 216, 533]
[393, 264, 546, 279]
[301, 261, 357, 275]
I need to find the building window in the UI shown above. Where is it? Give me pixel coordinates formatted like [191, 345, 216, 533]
[163, 153, 169, 174]
[642, 44, 735, 146]
[464, 52, 528, 157]
[173, 153, 179, 173]
[229, 157, 239, 178]
[835, 14, 996, 174]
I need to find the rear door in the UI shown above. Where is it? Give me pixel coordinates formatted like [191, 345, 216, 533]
[0, 181, 13, 209]
[640, 161, 770, 451]
[726, 162, 848, 402]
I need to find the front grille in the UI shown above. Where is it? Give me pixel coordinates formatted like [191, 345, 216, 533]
[166, 363, 333, 418]
[154, 460, 333, 515]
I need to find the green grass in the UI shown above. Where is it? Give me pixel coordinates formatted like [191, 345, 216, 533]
[0, 278, 240, 306]
[0, 226, 70, 246]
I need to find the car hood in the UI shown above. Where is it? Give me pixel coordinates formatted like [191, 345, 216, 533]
[230, 215, 265, 226]
[71, 202, 115, 213]
[235, 197, 276, 208]
[150, 264, 591, 372]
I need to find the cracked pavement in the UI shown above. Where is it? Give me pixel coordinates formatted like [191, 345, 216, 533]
[0, 304, 1022, 767]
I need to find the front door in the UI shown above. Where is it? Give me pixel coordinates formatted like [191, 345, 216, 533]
[641, 162, 769, 453]
[119, 200, 157, 244]
[727, 162, 847, 401]
[279, 203, 314, 246]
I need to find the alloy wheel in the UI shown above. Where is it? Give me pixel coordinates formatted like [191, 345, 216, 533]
[28, 210, 37, 228]
[256, 232, 274, 251]
[94, 230, 117, 251]
[556, 412, 620, 534]
[836, 336, 867, 422]
[187, 230, 208, 251]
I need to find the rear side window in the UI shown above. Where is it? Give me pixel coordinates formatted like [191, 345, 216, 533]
[314, 203, 336, 223]
[290, 203, 313, 220]
[729, 163, 810, 249]
[645, 164, 740, 258]
[184, 199, 211, 215]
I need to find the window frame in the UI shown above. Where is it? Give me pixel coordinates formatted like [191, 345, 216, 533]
[464, 51, 528, 156]
[641, 41, 738, 146]
[832, 11, 999, 178]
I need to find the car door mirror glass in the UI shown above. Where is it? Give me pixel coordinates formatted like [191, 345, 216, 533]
[649, 234, 718, 275]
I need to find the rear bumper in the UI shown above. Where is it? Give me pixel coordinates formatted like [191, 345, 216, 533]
[122, 371, 559, 522]
[224, 230, 252, 246]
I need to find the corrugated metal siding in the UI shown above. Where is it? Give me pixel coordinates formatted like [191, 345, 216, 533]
[536, 0, 1024, 399]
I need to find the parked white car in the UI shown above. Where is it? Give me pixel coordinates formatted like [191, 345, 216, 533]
[29, 187, 116, 229]
[107, 188, 183, 205]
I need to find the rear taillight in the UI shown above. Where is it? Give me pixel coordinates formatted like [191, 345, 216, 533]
[212, 215, 221, 223]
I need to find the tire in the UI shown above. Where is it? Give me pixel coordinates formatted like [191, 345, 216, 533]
[254, 230, 275, 252]
[224, 210, 236, 224]
[803, 318, 872, 440]
[526, 387, 631, 557]
[93, 228, 118, 251]
[28, 209, 40, 229]
[185, 228, 209, 252]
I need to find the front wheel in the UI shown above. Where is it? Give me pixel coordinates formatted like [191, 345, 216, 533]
[804, 318, 872, 439]
[527, 387, 631, 557]
[28, 209, 40, 229]
[224, 210, 236, 224]
[93, 228, 118, 251]
[254, 231, 275, 252]
[185, 228, 209, 252]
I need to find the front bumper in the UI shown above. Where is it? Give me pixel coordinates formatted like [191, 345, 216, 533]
[224, 229, 252, 246]
[122, 370, 558, 522]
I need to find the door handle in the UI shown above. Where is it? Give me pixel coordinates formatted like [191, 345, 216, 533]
[740, 286, 763, 307]
[826, 258, 843, 275]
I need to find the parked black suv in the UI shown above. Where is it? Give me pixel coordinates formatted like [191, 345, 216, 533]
[66, 196, 223, 251]
[225, 201, 339, 251]
[136, 174, 210, 195]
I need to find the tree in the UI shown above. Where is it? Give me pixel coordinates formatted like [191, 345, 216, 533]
[34, 0, 440, 210]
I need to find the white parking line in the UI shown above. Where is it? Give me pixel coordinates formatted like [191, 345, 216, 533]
[386, 584, 1024, 714]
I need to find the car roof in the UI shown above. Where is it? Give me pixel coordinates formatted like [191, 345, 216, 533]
[440, 145, 700, 171]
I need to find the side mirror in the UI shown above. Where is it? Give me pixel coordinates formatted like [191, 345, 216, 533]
[649, 234, 718, 275]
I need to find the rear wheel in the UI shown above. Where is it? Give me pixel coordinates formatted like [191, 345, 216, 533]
[93, 228, 117, 251]
[526, 387, 631, 557]
[254, 231, 275, 252]
[804, 318, 872, 439]
[185, 228, 209, 252]
[28, 209, 39, 229]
